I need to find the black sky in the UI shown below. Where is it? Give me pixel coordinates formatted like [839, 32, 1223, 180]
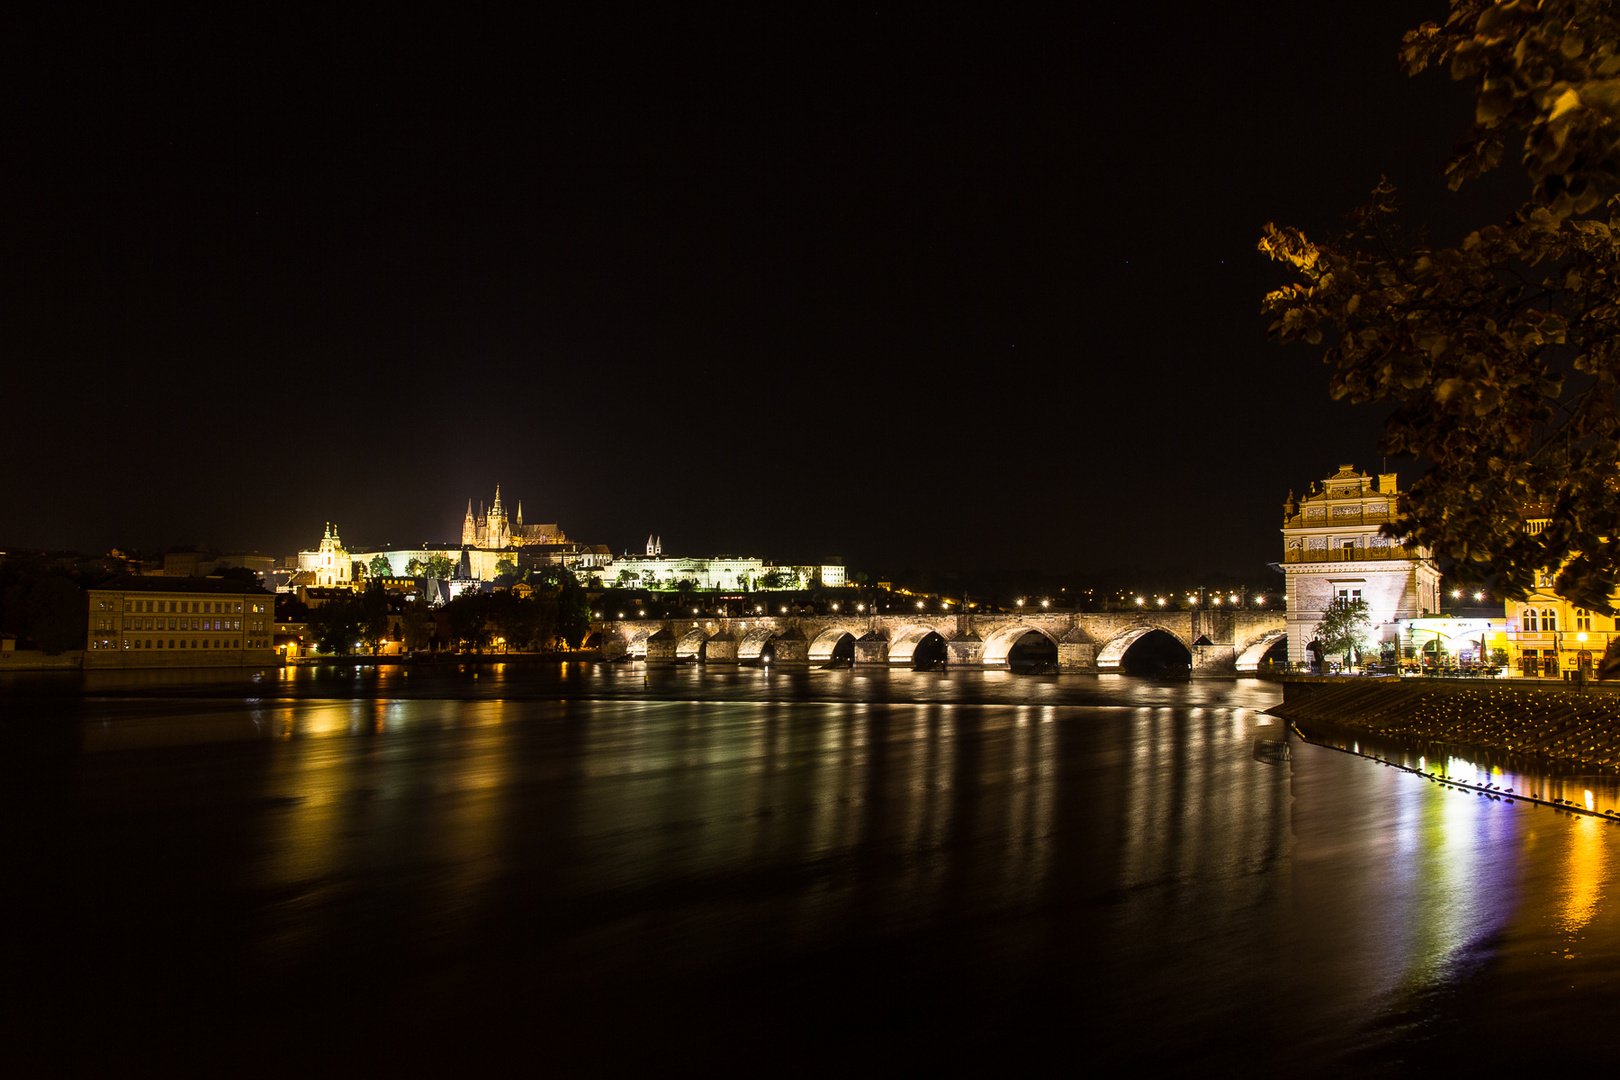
[3, 3, 1526, 577]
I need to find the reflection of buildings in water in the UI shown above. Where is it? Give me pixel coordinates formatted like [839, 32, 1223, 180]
[1558, 813, 1610, 937]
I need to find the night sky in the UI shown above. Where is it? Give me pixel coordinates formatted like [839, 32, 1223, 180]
[4, 4, 1526, 577]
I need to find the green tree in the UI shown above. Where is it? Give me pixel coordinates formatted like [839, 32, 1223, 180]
[214, 565, 259, 586]
[359, 582, 391, 653]
[760, 568, 794, 590]
[401, 598, 435, 652]
[494, 557, 519, 580]
[1316, 597, 1375, 671]
[310, 593, 366, 655]
[555, 568, 592, 647]
[25, 576, 85, 655]
[406, 557, 426, 576]
[444, 593, 492, 652]
[1261, 0, 1620, 612]
[368, 555, 393, 579]
[425, 554, 454, 580]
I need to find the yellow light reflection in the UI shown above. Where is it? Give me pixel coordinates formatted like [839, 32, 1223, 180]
[1558, 814, 1610, 936]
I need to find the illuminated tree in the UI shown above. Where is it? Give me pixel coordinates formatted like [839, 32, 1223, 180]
[1316, 596, 1375, 670]
[368, 555, 392, 579]
[1261, 0, 1620, 612]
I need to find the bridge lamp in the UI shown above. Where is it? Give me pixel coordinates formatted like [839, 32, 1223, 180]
[638, 610, 645, 617]
[1452, 589, 1462, 599]
[1474, 591, 1484, 601]
[1229, 594, 1238, 604]
[1212, 596, 1222, 605]
[831, 603, 838, 611]
[1135, 597, 1144, 606]
[857, 604, 865, 612]
[1041, 599, 1049, 608]
[1157, 597, 1167, 607]
[593, 612, 600, 618]
[1017, 599, 1024, 607]
[917, 601, 925, 609]
[1254, 596, 1264, 606]
[781, 606, 788, 613]
[617, 613, 624, 619]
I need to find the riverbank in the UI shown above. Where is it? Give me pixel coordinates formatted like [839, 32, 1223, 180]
[1269, 675, 1620, 773]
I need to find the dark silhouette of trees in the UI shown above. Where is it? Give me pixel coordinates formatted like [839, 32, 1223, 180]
[1262, 0, 1620, 611]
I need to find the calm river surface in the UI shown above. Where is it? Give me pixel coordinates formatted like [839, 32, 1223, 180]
[4, 663, 1620, 1073]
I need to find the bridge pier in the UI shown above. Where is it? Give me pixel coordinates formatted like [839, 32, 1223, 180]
[645, 628, 677, 665]
[1058, 641, 1095, 673]
[1191, 643, 1236, 678]
[854, 635, 889, 665]
[946, 636, 984, 667]
[769, 626, 810, 665]
[705, 630, 738, 663]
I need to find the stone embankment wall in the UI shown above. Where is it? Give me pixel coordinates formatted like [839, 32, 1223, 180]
[1271, 676, 1620, 771]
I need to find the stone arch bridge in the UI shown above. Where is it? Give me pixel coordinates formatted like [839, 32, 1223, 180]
[595, 609, 1285, 677]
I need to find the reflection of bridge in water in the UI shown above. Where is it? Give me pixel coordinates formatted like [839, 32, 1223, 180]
[595, 609, 1286, 677]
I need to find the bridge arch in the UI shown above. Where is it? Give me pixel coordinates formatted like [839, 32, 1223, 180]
[808, 624, 867, 662]
[1096, 625, 1189, 671]
[887, 623, 952, 665]
[738, 625, 778, 661]
[1235, 631, 1287, 673]
[981, 625, 1062, 667]
[675, 626, 712, 660]
[620, 624, 664, 658]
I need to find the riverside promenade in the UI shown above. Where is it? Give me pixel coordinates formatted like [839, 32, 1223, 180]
[1270, 675, 1620, 772]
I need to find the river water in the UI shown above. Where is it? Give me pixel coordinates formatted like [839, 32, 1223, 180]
[4, 663, 1619, 1073]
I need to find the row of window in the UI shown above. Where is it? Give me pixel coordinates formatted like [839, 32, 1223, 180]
[121, 598, 256, 614]
[114, 617, 242, 632]
[1517, 609, 1618, 632]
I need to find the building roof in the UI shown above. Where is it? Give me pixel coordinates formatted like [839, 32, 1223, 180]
[87, 575, 271, 595]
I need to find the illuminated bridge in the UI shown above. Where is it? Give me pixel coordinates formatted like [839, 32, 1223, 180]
[593, 609, 1286, 677]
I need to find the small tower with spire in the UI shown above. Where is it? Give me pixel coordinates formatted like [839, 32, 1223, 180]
[462, 499, 477, 546]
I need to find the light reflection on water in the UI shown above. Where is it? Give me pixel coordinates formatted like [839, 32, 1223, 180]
[5, 667, 1620, 1069]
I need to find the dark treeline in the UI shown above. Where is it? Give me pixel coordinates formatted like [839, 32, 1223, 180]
[307, 569, 592, 656]
[0, 553, 128, 653]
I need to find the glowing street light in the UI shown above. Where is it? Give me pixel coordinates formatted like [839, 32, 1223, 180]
[1017, 598, 1025, 607]
[1135, 597, 1145, 606]
[1041, 599, 1049, 608]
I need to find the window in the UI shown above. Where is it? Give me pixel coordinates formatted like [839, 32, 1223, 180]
[1577, 609, 1592, 631]
[1524, 610, 1538, 632]
[1544, 610, 1558, 632]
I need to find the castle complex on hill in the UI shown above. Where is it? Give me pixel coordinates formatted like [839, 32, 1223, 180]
[460, 486, 565, 549]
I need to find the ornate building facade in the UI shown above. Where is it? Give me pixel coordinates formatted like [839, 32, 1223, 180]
[1282, 465, 1440, 666]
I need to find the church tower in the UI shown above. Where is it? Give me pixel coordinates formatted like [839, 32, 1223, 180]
[488, 485, 509, 548]
[462, 500, 477, 546]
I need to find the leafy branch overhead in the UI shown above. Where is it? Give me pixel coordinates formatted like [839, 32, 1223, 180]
[1260, 0, 1620, 612]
